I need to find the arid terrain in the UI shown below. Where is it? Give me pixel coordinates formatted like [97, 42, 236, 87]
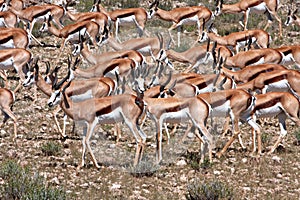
[0, 0, 300, 199]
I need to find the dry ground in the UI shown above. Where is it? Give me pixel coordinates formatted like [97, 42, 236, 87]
[1, 0, 300, 199]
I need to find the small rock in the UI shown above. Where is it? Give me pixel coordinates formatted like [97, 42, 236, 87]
[243, 187, 251, 191]
[230, 167, 235, 174]
[187, 132, 194, 138]
[242, 158, 247, 163]
[109, 144, 116, 149]
[176, 159, 187, 166]
[276, 173, 283, 179]
[7, 149, 16, 158]
[213, 170, 221, 175]
[80, 183, 89, 188]
[110, 183, 121, 190]
[50, 177, 60, 185]
[0, 130, 6, 135]
[272, 155, 281, 163]
[179, 174, 187, 183]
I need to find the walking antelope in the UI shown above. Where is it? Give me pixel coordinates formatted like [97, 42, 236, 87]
[236, 69, 300, 95]
[275, 45, 300, 68]
[40, 15, 101, 54]
[62, 1, 109, 35]
[197, 89, 260, 158]
[0, 11, 17, 27]
[90, 0, 148, 41]
[0, 27, 30, 49]
[72, 37, 146, 66]
[148, 0, 214, 47]
[0, 48, 31, 92]
[198, 28, 270, 53]
[0, 87, 17, 139]
[47, 79, 147, 169]
[250, 92, 300, 156]
[23, 60, 116, 138]
[69, 57, 138, 79]
[136, 85, 215, 164]
[7, 2, 65, 35]
[156, 42, 232, 73]
[224, 48, 284, 69]
[100, 33, 172, 67]
[220, 63, 287, 84]
[214, 0, 282, 37]
[285, 8, 300, 27]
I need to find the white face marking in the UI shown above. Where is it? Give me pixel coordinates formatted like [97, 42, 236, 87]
[48, 90, 61, 106]
[23, 71, 35, 87]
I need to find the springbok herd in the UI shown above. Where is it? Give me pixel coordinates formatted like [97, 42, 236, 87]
[1, 0, 300, 171]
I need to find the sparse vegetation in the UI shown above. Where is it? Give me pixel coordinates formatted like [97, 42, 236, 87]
[41, 141, 62, 156]
[186, 179, 234, 200]
[0, 160, 69, 200]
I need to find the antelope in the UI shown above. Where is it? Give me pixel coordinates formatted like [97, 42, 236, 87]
[0, 87, 17, 139]
[40, 15, 101, 54]
[214, 0, 282, 37]
[148, 0, 214, 47]
[236, 69, 300, 95]
[285, 8, 300, 27]
[156, 42, 233, 73]
[22, 59, 116, 138]
[7, 2, 65, 35]
[250, 92, 300, 156]
[274, 45, 300, 68]
[0, 27, 30, 49]
[72, 37, 146, 66]
[0, 11, 18, 27]
[0, 0, 23, 12]
[47, 79, 147, 169]
[196, 89, 260, 158]
[62, 0, 109, 35]
[69, 57, 138, 79]
[136, 85, 215, 164]
[0, 48, 31, 92]
[224, 48, 284, 69]
[100, 32, 163, 59]
[198, 28, 270, 53]
[90, 0, 148, 41]
[220, 63, 287, 84]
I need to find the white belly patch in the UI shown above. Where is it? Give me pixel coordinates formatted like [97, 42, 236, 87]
[255, 103, 283, 118]
[97, 107, 123, 124]
[0, 39, 15, 48]
[265, 79, 289, 92]
[70, 90, 93, 102]
[161, 108, 190, 124]
[210, 100, 231, 117]
[178, 15, 199, 26]
[249, 3, 267, 14]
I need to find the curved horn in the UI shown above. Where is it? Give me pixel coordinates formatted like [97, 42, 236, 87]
[161, 70, 172, 87]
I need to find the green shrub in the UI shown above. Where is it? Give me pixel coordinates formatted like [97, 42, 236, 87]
[0, 159, 68, 200]
[186, 179, 234, 200]
[41, 141, 62, 156]
[294, 129, 300, 142]
[128, 160, 159, 177]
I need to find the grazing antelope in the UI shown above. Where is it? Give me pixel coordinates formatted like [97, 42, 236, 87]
[236, 69, 300, 95]
[72, 37, 146, 67]
[0, 27, 30, 49]
[250, 92, 300, 156]
[275, 45, 300, 68]
[148, 0, 214, 47]
[285, 8, 300, 27]
[0, 11, 17, 27]
[198, 28, 270, 53]
[0, 87, 17, 139]
[214, 0, 282, 37]
[47, 79, 147, 169]
[40, 15, 101, 54]
[156, 42, 233, 73]
[0, 48, 31, 92]
[7, 2, 65, 35]
[224, 48, 284, 69]
[90, 0, 148, 41]
[220, 63, 287, 84]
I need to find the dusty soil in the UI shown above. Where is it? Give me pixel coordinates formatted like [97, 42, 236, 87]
[1, 0, 300, 199]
